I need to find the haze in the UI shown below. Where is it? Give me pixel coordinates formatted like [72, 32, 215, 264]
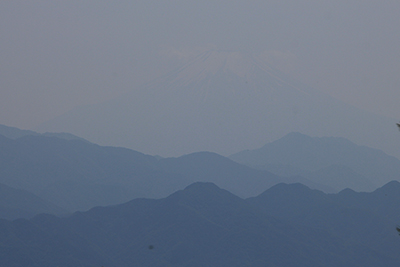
[1, 0, 400, 157]
[3, 2, 400, 264]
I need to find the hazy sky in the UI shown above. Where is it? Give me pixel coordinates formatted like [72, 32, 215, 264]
[1, 0, 400, 129]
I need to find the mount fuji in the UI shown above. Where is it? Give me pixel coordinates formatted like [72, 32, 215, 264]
[38, 50, 398, 158]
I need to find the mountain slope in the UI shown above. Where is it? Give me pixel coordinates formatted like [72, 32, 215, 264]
[0, 183, 66, 220]
[0, 124, 88, 142]
[0, 134, 295, 212]
[230, 132, 400, 190]
[37, 50, 400, 159]
[0, 134, 186, 211]
[2, 182, 400, 266]
[158, 151, 312, 198]
[247, 182, 400, 261]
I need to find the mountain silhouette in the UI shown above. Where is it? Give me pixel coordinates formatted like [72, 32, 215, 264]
[230, 132, 400, 191]
[37, 50, 400, 159]
[2, 182, 400, 266]
[0, 132, 311, 212]
[0, 124, 88, 142]
[0, 182, 66, 220]
[248, 181, 400, 260]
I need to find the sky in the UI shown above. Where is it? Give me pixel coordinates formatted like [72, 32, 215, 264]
[1, 1, 400, 142]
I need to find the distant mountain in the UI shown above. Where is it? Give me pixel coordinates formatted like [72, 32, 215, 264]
[37, 49, 400, 159]
[157, 151, 325, 198]
[306, 164, 375, 192]
[0, 124, 88, 142]
[0, 134, 169, 211]
[0, 124, 37, 139]
[230, 132, 400, 191]
[1, 182, 400, 266]
[0, 134, 308, 212]
[0, 183, 66, 220]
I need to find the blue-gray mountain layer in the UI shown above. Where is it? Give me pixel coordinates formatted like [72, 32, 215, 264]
[1, 181, 400, 266]
[0, 132, 307, 212]
[230, 132, 400, 192]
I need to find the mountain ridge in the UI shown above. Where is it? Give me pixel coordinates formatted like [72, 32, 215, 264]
[0, 133, 309, 212]
[0, 183, 67, 220]
[0, 124, 89, 143]
[230, 132, 400, 190]
[36, 50, 400, 159]
[2, 181, 400, 266]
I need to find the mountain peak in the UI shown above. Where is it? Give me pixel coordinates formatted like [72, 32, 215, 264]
[258, 182, 323, 199]
[183, 181, 221, 192]
[37, 48, 400, 159]
[166, 182, 243, 209]
[172, 50, 268, 81]
[148, 48, 312, 105]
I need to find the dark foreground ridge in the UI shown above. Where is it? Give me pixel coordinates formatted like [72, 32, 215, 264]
[1, 181, 400, 266]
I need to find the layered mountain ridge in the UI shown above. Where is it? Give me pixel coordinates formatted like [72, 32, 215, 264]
[230, 132, 400, 191]
[1, 124, 399, 215]
[2, 181, 400, 266]
[0, 130, 302, 212]
[37, 49, 399, 159]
